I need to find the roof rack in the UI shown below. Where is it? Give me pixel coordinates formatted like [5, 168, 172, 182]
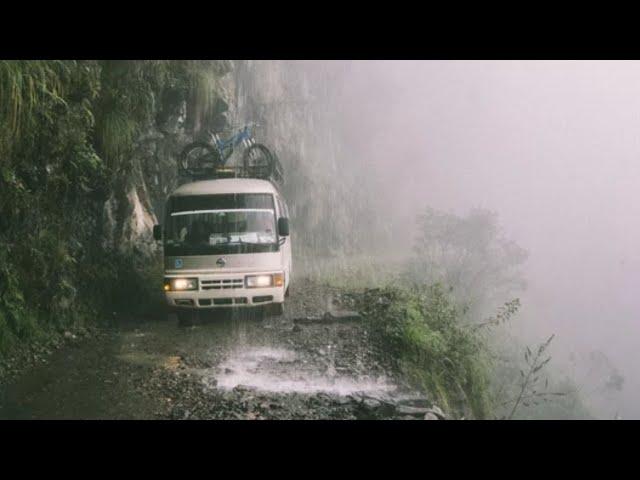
[178, 151, 285, 187]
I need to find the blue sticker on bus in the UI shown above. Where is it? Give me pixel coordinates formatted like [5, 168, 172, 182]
[175, 259, 183, 268]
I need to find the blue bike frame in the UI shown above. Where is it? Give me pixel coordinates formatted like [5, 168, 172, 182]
[212, 125, 255, 157]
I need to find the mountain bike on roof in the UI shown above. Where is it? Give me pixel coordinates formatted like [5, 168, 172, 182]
[178, 123, 282, 182]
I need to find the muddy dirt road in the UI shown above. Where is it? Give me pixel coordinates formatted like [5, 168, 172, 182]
[0, 279, 444, 420]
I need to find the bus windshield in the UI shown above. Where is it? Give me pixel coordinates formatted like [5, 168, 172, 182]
[164, 193, 278, 255]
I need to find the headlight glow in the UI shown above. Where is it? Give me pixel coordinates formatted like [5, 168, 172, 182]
[245, 274, 273, 288]
[164, 277, 198, 291]
[245, 273, 285, 288]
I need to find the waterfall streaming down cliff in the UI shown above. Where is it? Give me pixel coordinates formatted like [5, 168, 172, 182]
[228, 60, 395, 271]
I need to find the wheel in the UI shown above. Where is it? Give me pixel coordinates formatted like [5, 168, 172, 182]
[242, 144, 274, 179]
[268, 303, 284, 316]
[177, 310, 196, 327]
[179, 142, 222, 177]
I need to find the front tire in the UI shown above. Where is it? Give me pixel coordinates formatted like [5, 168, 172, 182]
[268, 303, 284, 316]
[177, 310, 196, 327]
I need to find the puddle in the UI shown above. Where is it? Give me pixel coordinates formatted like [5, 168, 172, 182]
[206, 346, 395, 396]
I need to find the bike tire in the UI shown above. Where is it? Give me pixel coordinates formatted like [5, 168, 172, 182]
[179, 142, 222, 177]
[242, 144, 275, 179]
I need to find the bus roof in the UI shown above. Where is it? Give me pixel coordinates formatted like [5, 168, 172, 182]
[171, 178, 281, 197]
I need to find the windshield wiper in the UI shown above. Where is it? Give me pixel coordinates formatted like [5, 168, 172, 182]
[235, 239, 275, 246]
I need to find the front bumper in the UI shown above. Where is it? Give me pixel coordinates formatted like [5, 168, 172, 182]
[164, 272, 285, 309]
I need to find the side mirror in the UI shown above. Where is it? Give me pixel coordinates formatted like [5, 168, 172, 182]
[153, 224, 162, 241]
[277, 217, 290, 237]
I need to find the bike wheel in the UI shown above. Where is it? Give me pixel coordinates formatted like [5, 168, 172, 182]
[179, 142, 222, 177]
[242, 144, 274, 179]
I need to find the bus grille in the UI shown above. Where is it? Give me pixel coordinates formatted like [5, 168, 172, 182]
[201, 278, 244, 290]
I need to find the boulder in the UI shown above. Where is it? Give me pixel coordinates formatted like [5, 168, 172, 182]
[427, 405, 446, 419]
[396, 405, 432, 416]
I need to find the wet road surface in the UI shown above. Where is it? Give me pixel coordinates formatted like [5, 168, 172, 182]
[0, 280, 436, 420]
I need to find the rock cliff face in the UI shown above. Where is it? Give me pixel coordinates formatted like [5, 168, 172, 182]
[105, 60, 387, 262]
[101, 62, 234, 256]
[229, 61, 367, 258]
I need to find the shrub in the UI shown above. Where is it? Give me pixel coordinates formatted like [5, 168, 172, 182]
[358, 284, 492, 419]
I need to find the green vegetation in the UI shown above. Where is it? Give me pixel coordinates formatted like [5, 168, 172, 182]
[356, 285, 492, 418]
[404, 207, 528, 321]
[489, 334, 595, 419]
[348, 206, 592, 419]
[0, 61, 592, 419]
[0, 60, 228, 357]
[354, 277, 592, 419]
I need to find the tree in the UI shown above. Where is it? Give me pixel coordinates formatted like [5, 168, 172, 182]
[404, 207, 528, 320]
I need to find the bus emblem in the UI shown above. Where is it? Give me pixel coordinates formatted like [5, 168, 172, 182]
[175, 259, 183, 268]
[216, 257, 226, 267]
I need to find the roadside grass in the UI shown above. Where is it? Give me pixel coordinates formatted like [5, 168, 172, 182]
[355, 284, 492, 419]
[295, 254, 493, 418]
[509, 377, 594, 420]
[488, 333, 596, 420]
[294, 253, 405, 290]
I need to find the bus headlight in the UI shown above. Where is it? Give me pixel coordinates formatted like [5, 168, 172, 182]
[164, 278, 198, 291]
[245, 273, 285, 288]
[245, 274, 273, 288]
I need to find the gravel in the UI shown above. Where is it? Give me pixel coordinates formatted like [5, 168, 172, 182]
[0, 278, 447, 420]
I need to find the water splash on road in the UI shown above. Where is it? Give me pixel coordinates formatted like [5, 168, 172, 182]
[207, 346, 395, 396]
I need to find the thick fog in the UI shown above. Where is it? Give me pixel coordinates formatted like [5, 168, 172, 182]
[284, 60, 639, 418]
